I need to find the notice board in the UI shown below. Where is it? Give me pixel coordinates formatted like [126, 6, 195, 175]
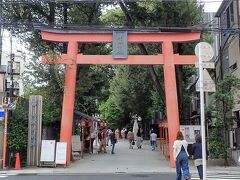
[40, 140, 56, 162]
[72, 135, 81, 152]
[55, 142, 67, 165]
[180, 125, 201, 144]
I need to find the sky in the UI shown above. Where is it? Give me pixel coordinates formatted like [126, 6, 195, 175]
[202, 0, 223, 12]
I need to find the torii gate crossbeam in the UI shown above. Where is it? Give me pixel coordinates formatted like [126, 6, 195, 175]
[41, 30, 200, 168]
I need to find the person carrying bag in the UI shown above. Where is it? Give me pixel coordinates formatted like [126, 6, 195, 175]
[192, 134, 209, 180]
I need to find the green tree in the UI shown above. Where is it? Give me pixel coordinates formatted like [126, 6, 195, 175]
[99, 95, 123, 128]
[100, 1, 202, 125]
[208, 74, 240, 165]
[101, 65, 153, 127]
[5, 1, 203, 137]
[7, 98, 28, 165]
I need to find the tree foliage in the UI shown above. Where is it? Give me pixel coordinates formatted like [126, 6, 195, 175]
[99, 95, 123, 128]
[98, 1, 201, 126]
[208, 74, 240, 163]
[4, 1, 203, 138]
[7, 98, 28, 164]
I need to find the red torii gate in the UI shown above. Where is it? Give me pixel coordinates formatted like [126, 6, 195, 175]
[41, 30, 200, 167]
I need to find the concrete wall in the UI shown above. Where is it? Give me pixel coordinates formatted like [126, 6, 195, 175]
[228, 149, 240, 165]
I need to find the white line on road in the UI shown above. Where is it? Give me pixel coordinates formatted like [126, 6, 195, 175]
[191, 175, 240, 180]
[0, 175, 8, 178]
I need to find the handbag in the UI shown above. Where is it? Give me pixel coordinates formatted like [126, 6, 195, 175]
[132, 141, 135, 145]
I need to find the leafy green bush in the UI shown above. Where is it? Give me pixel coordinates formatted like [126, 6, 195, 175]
[7, 98, 28, 166]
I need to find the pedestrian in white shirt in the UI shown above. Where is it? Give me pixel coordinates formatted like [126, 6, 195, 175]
[150, 131, 157, 151]
[173, 131, 191, 180]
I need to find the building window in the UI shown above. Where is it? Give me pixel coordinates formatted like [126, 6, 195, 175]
[6, 82, 10, 89]
[13, 62, 20, 74]
[235, 111, 240, 128]
[227, 2, 234, 28]
[7, 61, 20, 74]
[229, 62, 237, 72]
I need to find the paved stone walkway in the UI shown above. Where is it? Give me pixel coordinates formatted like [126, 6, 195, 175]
[70, 139, 172, 173]
[1, 139, 240, 175]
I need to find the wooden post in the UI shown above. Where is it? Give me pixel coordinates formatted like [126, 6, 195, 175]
[59, 42, 78, 166]
[163, 41, 180, 167]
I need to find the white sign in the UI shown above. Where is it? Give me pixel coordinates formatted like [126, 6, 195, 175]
[196, 69, 216, 92]
[55, 142, 67, 165]
[180, 125, 201, 144]
[196, 83, 216, 92]
[40, 140, 56, 162]
[195, 42, 214, 61]
[195, 62, 215, 69]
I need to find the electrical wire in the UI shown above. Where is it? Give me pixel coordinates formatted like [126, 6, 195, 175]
[0, 0, 225, 5]
[1, 21, 240, 35]
[1, 0, 238, 35]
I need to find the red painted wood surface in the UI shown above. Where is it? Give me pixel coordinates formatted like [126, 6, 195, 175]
[41, 31, 200, 167]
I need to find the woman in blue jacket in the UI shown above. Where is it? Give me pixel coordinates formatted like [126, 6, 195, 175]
[192, 134, 209, 180]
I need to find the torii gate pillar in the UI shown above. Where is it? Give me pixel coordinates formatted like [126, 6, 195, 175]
[163, 41, 180, 167]
[59, 42, 78, 166]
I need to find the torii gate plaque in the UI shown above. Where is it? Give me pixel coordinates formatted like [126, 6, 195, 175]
[41, 29, 200, 167]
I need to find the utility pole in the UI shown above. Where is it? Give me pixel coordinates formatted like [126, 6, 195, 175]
[10, 33, 14, 99]
[5, 31, 14, 167]
[0, 0, 2, 65]
[198, 44, 207, 180]
[195, 42, 215, 180]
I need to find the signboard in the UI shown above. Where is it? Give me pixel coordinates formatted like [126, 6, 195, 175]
[55, 142, 67, 165]
[0, 108, 4, 121]
[2, 97, 18, 109]
[180, 125, 201, 144]
[196, 69, 216, 92]
[112, 31, 128, 59]
[40, 140, 56, 162]
[195, 42, 216, 92]
[195, 62, 215, 69]
[196, 81, 216, 92]
[0, 109, 5, 117]
[72, 135, 81, 152]
[195, 42, 214, 62]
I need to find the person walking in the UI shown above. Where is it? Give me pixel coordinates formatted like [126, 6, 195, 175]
[98, 129, 107, 153]
[90, 130, 97, 153]
[149, 127, 154, 146]
[115, 128, 120, 141]
[127, 129, 134, 149]
[150, 131, 157, 150]
[106, 129, 112, 146]
[192, 134, 209, 180]
[109, 129, 117, 154]
[173, 131, 191, 180]
[136, 129, 142, 149]
[121, 128, 126, 139]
